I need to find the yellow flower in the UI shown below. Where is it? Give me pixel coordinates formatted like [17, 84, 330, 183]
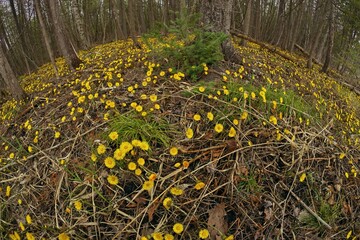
[228, 127, 236, 137]
[97, 144, 106, 154]
[149, 173, 157, 181]
[54, 131, 61, 138]
[74, 200, 82, 211]
[9, 152, 15, 159]
[107, 175, 119, 185]
[214, 123, 224, 133]
[104, 157, 116, 169]
[58, 232, 70, 240]
[224, 235, 234, 240]
[108, 131, 119, 141]
[233, 119, 239, 125]
[154, 103, 161, 110]
[135, 168, 142, 175]
[9, 231, 21, 240]
[164, 234, 174, 240]
[240, 111, 248, 120]
[140, 236, 149, 240]
[142, 180, 154, 191]
[19, 221, 25, 231]
[199, 229, 210, 239]
[173, 223, 184, 234]
[6, 185, 11, 197]
[299, 173, 306, 182]
[243, 91, 249, 99]
[91, 153, 97, 162]
[174, 162, 181, 168]
[193, 114, 201, 121]
[150, 94, 158, 102]
[128, 162, 137, 171]
[137, 157, 145, 166]
[131, 139, 141, 147]
[114, 148, 125, 160]
[160, 71, 165, 76]
[207, 112, 214, 121]
[182, 160, 189, 169]
[120, 141, 133, 153]
[186, 128, 194, 139]
[251, 92, 256, 99]
[169, 147, 178, 156]
[152, 232, 163, 240]
[130, 102, 138, 108]
[199, 86, 205, 92]
[139, 141, 150, 151]
[170, 187, 183, 196]
[163, 197, 173, 210]
[136, 105, 143, 112]
[269, 115, 277, 125]
[26, 232, 35, 240]
[28, 146, 33, 153]
[194, 181, 205, 190]
[26, 214, 32, 224]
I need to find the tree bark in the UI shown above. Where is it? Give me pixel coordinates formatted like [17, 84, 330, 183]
[201, 0, 240, 62]
[321, 1, 334, 73]
[242, 0, 252, 46]
[34, 0, 58, 77]
[48, 0, 82, 70]
[72, 0, 89, 49]
[9, 0, 31, 74]
[0, 44, 26, 101]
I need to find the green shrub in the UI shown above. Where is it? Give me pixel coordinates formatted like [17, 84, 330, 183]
[143, 12, 227, 80]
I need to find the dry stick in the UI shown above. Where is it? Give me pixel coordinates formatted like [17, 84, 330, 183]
[280, 182, 332, 230]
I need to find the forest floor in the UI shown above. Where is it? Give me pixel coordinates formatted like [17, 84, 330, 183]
[0, 36, 360, 240]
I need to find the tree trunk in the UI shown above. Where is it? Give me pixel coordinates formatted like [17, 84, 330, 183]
[201, 0, 239, 62]
[9, 0, 31, 74]
[242, 0, 252, 46]
[72, 0, 89, 49]
[321, 1, 334, 73]
[0, 44, 26, 101]
[48, 0, 82, 70]
[34, 0, 58, 77]
[306, 1, 326, 69]
[128, 0, 141, 48]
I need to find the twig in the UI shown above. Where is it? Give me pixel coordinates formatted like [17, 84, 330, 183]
[280, 182, 332, 230]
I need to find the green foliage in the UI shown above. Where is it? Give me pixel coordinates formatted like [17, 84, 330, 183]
[143, 12, 227, 80]
[107, 113, 171, 147]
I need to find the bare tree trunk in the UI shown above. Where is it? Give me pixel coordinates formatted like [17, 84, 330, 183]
[0, 44, 26, 101]
[49, 0, 82, 70]
[242, 0, 252, 46]
[72, 0, 89, 49]
[201, 0, 240, 62]
[9, 0, 31, 74]
[306, 1, 326, 69]
[321, 1, 334, 73]
[34, 0, 58, 77]
[128, 0, 141, 48]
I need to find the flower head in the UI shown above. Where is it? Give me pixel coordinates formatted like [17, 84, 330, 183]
[139, 141, 150, 151]
[194, 181, 205, 190]
[108, 131, 119, 141]
[199, 229, 210, 239]
[142, 180, 154, 191]
[169, 147, 178, 156]
[193, 114, 201, 121]
[107, 175, 119, 185]
[214, 123, 224, 133]
[207, 112, 214, 121]
[120, 141, 133, 153]
[186, 128, 194, 139]
[173, 223, 184, 234]
[104, 157, 116, 169]
[170, 187, 183, 196]
[97, 144, 106, 155]
[114, 148, 125, 160]
[163, 197, 173, 210]
[74, 200, 82, 211]
[128, 162, 137, 171]
[58, 233, 70, 240]
[228, 127, 236, 137]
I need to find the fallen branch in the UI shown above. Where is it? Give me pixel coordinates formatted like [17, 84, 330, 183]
[280, 182, 332, 230]
[230, 30, 297, 63]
